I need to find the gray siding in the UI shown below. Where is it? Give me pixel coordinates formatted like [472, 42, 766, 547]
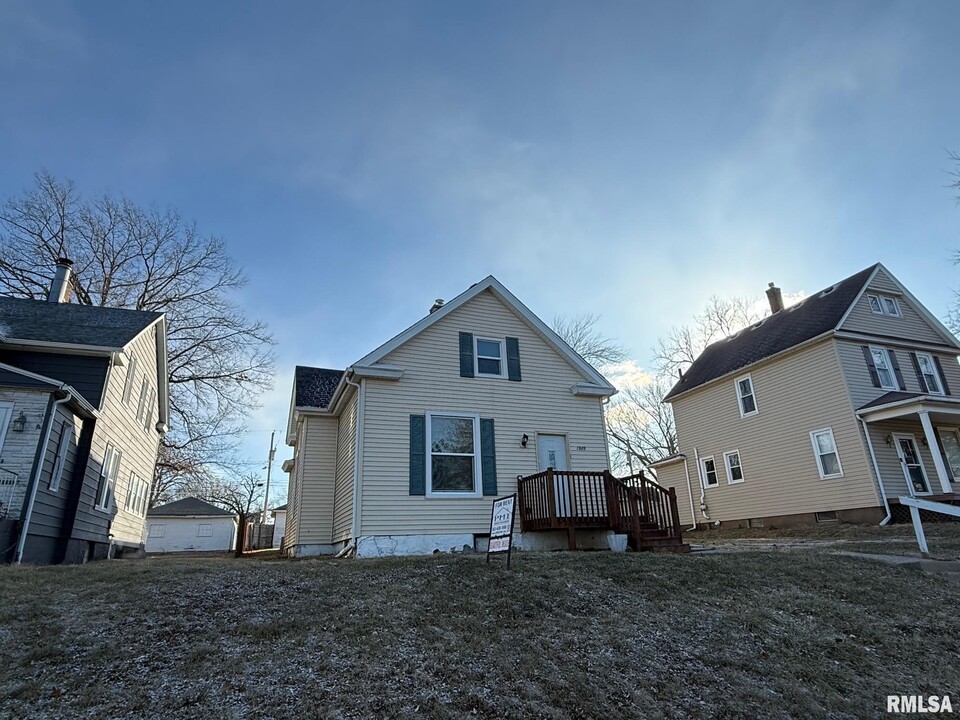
[24, 406, 81, 539]
[0, 350, 108, 407]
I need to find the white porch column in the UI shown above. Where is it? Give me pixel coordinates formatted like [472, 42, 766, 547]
[918, 411, 952, 494]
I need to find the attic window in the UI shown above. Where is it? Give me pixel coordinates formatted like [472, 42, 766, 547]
[867, 293, 900, 317]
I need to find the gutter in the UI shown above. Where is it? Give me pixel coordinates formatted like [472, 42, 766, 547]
[859, 417, 891, 525]
[693, 446, 710, 521]
[682, 456, 697, 531]
[343, 373, 366, 543]
[16, 388, 73, 564]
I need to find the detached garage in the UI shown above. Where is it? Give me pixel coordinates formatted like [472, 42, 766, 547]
[145, 497, 238, 553]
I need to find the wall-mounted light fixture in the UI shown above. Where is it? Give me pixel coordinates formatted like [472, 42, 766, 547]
[921, 437, 929, 447]
[884, 434, 893, 446]
[11, 411, 27, 432]
[521, 434, 529, 448]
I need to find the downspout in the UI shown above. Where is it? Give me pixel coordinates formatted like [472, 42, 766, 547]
[693, 446, 711, 520]
[16, 388, 73, 564]
[860, 417, 891, 525]
[344, 373, 366, 550]
[682, 456, 698, 531]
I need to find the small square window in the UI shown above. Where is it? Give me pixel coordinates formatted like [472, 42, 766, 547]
[197, 523, 213, 537]
[148, 523, 165, 538]
[474, 338, 505, 377]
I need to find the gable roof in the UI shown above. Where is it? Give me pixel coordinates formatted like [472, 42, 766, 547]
[664, 264, 879, 401]
[294, 366, 344, 409]
[0, 296, 163, 349]
[147, 496, 235, 517]
[353, 275, 615, 391]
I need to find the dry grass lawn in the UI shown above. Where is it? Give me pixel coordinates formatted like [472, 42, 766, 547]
[1, 542, 958, 719]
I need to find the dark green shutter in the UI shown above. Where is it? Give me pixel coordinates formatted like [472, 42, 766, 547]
[459, 332, 474, 378]
[910, 353, 929, 393]
[506, 337, 521, 382]
[409, 415, 425, 495]
[933, 356, 951, 395]
[480, 418, 497, 496]
[861, 346, 880, 388]
[888, 350, 906, 391]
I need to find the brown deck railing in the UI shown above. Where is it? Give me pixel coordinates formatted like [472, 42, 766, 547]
[517, 469, 683, 547]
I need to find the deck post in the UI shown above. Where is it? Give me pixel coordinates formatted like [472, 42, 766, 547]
[567, 526, 577, 551]
[908, 505, 929, 557]
[546, 468, 557, 528]
[668, 487, 682, 540]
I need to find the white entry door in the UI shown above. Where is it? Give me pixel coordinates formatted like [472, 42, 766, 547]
[893, 433, 930, 496]
[538, 434, 570, 517]
[938, 428, 960, 487]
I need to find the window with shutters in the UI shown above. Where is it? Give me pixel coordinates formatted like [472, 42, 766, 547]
[867, 293, 901, 317]
[426, 412, 481, 497]
[869, 346, 898, 390]
[735, 374, 757, 417]
[915, 353, 944, 395]
[701, 457, 719, 487]
[810, 428, 843, 478]
[474, 337, 506, 378]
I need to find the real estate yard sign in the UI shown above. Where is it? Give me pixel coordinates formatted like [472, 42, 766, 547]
[487, 494, 516, 568]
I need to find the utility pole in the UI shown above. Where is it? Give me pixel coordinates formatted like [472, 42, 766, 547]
[262, 430, 276, 524]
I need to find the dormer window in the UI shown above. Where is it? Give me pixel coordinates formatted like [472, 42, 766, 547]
[867, 293, 900, 317]
[475, 337, 506, 378]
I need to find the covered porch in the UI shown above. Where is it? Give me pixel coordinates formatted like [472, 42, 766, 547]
[857, 393, 960, 510]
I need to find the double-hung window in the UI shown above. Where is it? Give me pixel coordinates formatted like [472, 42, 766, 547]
[124, 472, 150, 516]
[474, 338, 505, 378]
[96, 444, 122, 511]
[136, 378, 150, 423]
[869, 347, 898, 390]
[48, 421, 72, 492]
[701, 457, 719, 487]
[735, 375, 757, 417]
[915, 353, 944, 395]
[867, 294, 901, 317]
[810, 428, 843, 478]
[426, 412, 481, 497]
[122, 356, 138, 406]
[724, 451, 744, 484]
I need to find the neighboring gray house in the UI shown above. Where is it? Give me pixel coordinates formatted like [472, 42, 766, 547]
[146, 497, 237, 553]
[0, 259, 169, 563]
[654, 263, 960, 529]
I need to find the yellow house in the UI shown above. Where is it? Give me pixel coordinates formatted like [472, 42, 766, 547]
[654, 263, 960, 530]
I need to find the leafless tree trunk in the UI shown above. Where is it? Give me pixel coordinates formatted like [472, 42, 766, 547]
[0, 172, 275, 505]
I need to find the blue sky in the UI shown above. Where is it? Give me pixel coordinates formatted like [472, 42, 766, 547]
[2, 1, 959, 500]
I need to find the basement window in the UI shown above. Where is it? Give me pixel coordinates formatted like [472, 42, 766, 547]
[747, 518, 764, 529]
[815, 511, 839, 523]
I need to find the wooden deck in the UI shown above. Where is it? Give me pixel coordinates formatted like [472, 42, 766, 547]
[516, 469, 689, 553]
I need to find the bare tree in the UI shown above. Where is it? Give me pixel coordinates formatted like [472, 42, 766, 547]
[0, 172, 275, 505]
[552, 313, 627, 368]
[191, 473, 264, 557]
[605, 375, 678, 474]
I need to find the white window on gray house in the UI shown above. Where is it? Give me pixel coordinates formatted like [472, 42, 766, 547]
[122, 356, 139, 405]
[136, 377, 150, 423]
[197, 523, 213, 537]
[48, 421, 72, 492]
[869, 347, 897, 390]
[867, 293, 901, 317]
[915, 353, 944, 395]
[701, 456, 719, 487]
[96, 444, 122, 511]
[724, 450, 744, 484]
[148, 523, 165, 538]
[426, 412, 480, 496]
[735, 375, 757, 416]
[474, 337, 505, 378]
[810, 428, 843, 479]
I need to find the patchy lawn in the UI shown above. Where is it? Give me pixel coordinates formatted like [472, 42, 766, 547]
[1, 549, 957, 719]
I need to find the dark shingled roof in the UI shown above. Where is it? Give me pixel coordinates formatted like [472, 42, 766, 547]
[0, 296, 162, 348]
[294, 366, 344, 409]
[857, 391, 925, 411]
[664, 264, 879, 401]
[147, 497, 235, 517]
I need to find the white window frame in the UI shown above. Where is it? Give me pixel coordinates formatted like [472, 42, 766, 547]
[936, 427, 960, 480]
[869, 346, 898, 391]
[96, 444, 122, 512]
[425, 411, 482, 498]
[48, 421, 72, 493]
[124, 472, 150, 517]
[142, 385, 156, 431]
[197, 523, 213, 537]
[867, 293, 901, 317]
[122, 356, 139, 406]
[474, 337, 506, 379]
[700, 456, 719, 488]
[735, 374, 758, 417]
[810, 428, 844, 479]
[723, 450, 745, 485]
[148, 523, 165, 538]
[915, 352, 944, 396]
[0, 401, 14, 456]
[136, 377, 150, 422]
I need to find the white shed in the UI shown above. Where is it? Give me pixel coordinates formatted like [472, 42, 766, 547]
[145, 497, 238, 553]
[271, 505, 287, 548]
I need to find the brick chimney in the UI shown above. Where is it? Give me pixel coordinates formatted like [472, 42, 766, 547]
[47, 258, 74, 303]
[765, 282, 783, 314]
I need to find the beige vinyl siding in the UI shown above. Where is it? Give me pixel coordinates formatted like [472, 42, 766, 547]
[671, 339, 879, 523]
[840, 268, 947, 346]
[862, 419, 946, 498]
[836, 341, 960, 409]
[91, 324, 163, 545]
[653, 461, 695, 528]
[281, 463, 298, 551]
[296, 416, 338, 545]
[359, 289, 608, 537]
[332, 391, 357, 542]
[284, 421, 305, 549]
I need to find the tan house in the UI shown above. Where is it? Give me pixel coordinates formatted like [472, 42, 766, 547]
[281, 276, 636, 557]
[0, 259, 168, 563]
[653, 263, 960, 529]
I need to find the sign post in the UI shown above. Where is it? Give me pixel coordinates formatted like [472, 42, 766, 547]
[487, 494, 517, 568]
